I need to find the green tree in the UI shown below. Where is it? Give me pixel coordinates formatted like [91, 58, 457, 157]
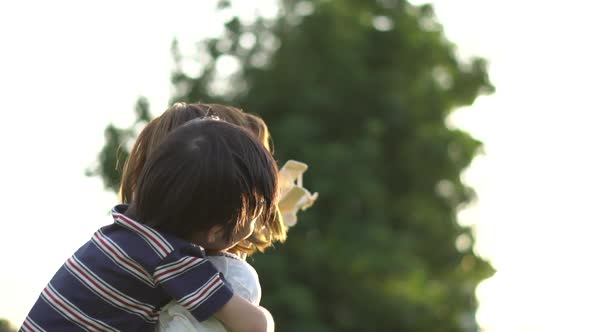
[93, 1, 494, 331]
[0, 319, 16, 332]
[87, 96, 151, 192]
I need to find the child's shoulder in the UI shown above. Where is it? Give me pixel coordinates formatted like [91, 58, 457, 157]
[98, 214, 203, 273]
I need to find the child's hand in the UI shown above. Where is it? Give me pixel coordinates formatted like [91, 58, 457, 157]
[278, 160, 318, 227]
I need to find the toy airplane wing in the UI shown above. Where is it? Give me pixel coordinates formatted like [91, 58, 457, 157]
[278, 160, 318, 227]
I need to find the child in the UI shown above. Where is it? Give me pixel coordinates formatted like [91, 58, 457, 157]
[21, 119, 277, 332]
[157, 160, 318, 332]
[120, 103, 287, 257]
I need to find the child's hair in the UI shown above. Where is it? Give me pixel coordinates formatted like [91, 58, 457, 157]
[126, 118, 279, 243]
[120, 102, 286, 255]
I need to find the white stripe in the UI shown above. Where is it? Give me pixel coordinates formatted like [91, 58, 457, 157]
[156, 255, 194, 271]
[91, 230, 156, 287]
[178, 274, 219, 304]
[154, 257, 205, 284]
[65, 256, 157, 323]
[41, 287, 93, 332]
[113, 212, 174, 256]
[178, 274, 224, 310]
[113, 215, 166, 258]
[42, 284, 120, 332]
[20, 323, 32, 332]
[66, 256, 157, 322]
[186, 280, 224, 312]
[154, 257, 205, 283]
[23, 317, 47, 332]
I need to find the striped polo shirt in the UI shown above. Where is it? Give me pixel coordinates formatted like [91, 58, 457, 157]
[20, 204, 233, 332]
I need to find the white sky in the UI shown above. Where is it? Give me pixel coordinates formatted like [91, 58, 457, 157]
[1, 1, 589, 331]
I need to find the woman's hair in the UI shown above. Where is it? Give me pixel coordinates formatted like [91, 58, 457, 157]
[126, 119, 279, 243]
[120, 102, 286, 255]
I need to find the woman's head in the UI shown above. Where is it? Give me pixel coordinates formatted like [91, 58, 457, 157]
[126, 118, 279, 249]
[120, 102, 286, 254]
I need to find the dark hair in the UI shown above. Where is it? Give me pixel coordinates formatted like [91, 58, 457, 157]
[120, 103, 273, 205]
[126, 118, 279, 242]
[119, 102, 285, 255]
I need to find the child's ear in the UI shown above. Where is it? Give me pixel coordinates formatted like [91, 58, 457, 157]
[206, 225, 225, 243]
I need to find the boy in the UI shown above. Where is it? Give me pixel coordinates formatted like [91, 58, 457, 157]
[21, 119, 277, 332]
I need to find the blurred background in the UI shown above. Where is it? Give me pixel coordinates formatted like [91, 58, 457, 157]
[1, 0, 589, 331]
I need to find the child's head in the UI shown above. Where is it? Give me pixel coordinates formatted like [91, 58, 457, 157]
[120, 102, 285, 254]
[126, 118, 279, 250]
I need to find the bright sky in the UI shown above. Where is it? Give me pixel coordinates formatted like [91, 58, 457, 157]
[0, 1, 588, 331]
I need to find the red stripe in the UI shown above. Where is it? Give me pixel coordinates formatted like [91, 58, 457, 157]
[24, 318, 42, 332]
[154, 257, 201, 281]
[67, 258, 157, 318]
[184, 276, 222, 308]
[114, 213, 170, 250]
[21, 320, 34, 332]
[114, 214, 169, 254]
[43, 288, 110, 332]
[95, 234, 150, 282]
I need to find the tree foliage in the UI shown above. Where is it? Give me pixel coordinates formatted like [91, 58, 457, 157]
[0, 319, 15, 332]
[93, 1, 494, 331]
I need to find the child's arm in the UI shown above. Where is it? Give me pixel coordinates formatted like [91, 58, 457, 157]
[157, 255, 265, 332]
[214, 294, 274, 332]
[156, 246, 273, 332]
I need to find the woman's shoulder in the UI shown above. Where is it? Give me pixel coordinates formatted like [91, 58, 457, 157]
[207, 253, 261, 305]
[208, 253, 259, 279]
